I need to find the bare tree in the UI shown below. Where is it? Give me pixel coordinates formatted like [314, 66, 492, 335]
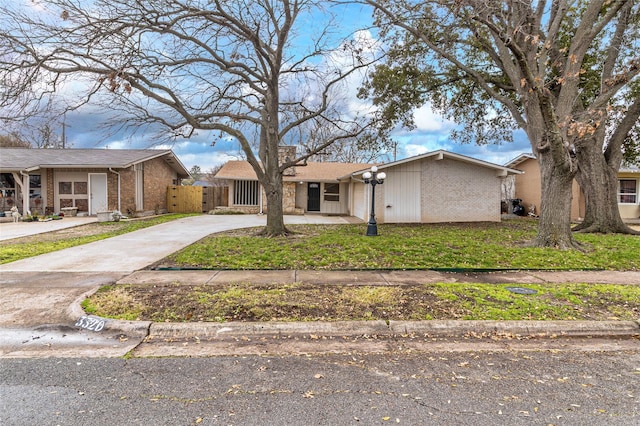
[0, 0, 381, 235]
[0, 133, 31, 148]
[363, 0, 640, 247]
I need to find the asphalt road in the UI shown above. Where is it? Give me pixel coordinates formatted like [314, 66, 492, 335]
[1, 348, 639, 425]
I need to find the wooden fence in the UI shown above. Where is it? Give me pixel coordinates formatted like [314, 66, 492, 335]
[167, 185, 228, 213]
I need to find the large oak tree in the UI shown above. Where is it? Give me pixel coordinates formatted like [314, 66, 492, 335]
[363, 0, 639, 247]
[0, 0, 380, 235]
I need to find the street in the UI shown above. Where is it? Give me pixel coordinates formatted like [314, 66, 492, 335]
[2, 341, 639, 425]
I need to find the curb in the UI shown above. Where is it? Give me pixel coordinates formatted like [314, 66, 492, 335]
[144, 319, 640, 341]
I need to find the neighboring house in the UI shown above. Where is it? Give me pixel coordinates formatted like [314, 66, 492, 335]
[0, 148, 190, 216]
[618, 164, 640, 219]
[505, 153, 584, 220]
[505, 153, 639, 220]
[215, 147, 521, 223]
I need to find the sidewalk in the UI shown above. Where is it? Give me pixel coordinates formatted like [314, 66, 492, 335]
[1, 214, 639, 358]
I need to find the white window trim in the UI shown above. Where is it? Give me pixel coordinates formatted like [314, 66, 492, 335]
[617, 178, 638, 205]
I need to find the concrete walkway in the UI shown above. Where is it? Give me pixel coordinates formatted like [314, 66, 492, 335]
[1, 214, 639, 358]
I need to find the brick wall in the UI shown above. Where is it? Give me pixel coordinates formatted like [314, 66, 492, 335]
[421, 157, 501, 222]
[116, 166, 136, 214]
[142, 157, 177, 213]
[46, 168, 54, 214]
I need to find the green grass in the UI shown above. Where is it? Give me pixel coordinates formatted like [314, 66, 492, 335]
[84, 282, 640, 322]
[0, 214, 196, 264]
[167, 220, 640, 270]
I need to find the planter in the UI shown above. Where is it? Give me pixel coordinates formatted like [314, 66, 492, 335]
[60, 207, 78, 217]
[96, 211, 113, 222]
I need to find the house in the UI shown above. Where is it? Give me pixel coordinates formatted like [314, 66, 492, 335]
[0, 148, 190, 217]
[505, 153, 585, 220]
[215, 147, 522, 223]
[347, 150, 522, 223]
[618, 164, 640, 219]
[214, 150, 372, 215]
[506, 153, 639, 220]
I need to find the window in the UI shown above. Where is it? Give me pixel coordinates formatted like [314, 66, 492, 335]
[0, 173, 16, 211]
[234, 180, 259, 205]
[324, 183, 340, 202]
[28, 174, 42, 214]
[56, 174, 89, 212]
[618, 179, 637, 204]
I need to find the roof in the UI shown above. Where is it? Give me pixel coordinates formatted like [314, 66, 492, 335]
[0, 148, 190, 178]
[504, 153, 536, 169]
[346, 149, 523, 179]
[504, 153, 640, 174]
[215, 161, 372, 182]
[620, 164, 640, 173]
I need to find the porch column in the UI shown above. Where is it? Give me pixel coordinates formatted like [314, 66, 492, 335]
[12, 172, 30, 215]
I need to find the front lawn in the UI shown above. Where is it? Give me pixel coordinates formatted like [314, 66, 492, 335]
[161, 220, 640, 271]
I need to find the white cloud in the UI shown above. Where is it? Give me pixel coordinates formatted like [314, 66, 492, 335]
[413, 104, 455, 132]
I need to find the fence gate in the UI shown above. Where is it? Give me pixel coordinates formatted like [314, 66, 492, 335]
[167, 186, 202, 213]
[167, 185, 229, 213]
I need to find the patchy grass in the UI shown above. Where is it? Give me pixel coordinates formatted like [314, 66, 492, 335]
[85, 282, 640, 322]
[161, 220, 640, 271]
[0, 214, 196, 264]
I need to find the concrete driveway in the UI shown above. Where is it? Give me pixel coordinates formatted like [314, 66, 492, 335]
[0, 214, 358, 357]
[0, 214, 354, 274]
[0, 216, 98, 241]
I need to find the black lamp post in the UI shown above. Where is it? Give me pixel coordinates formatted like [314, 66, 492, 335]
[362, 166, 386, 236]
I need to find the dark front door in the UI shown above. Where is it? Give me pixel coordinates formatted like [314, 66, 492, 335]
[307, 182, 320, 212]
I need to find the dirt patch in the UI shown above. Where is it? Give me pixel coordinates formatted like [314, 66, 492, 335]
[84, 282, 640, 323]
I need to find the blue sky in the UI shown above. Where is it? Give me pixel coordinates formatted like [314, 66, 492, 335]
[11, 1, 532, 172]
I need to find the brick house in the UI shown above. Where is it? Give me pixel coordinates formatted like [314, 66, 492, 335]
[0, 148, 190, 216]
[349, 150, 522, 223]
[215, 148, 521, 222]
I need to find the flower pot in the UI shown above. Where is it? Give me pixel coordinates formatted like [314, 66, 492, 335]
[97, 211, 113, 222]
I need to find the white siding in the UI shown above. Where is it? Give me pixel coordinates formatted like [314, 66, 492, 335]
[352, 182, 366, 220]
[320, 182, 349, 214]
[383, 170, 421, 223]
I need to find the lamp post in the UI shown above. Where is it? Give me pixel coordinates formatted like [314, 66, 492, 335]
[362, 166, 386, 236]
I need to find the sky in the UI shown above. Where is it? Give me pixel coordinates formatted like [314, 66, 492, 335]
[7, 1, 532, 172]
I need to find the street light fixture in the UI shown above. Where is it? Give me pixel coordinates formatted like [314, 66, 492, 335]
[362, 166, 386, 236]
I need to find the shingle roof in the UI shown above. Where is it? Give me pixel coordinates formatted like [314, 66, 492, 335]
[345, 150, 522, 178]
[215, 161, 372, 182]
[0, 148, 190, 177]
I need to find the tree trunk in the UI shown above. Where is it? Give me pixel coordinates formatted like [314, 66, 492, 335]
[529, 153, 582, 249]
[573, 146, 638, 234]
[262, 175, 289, 237]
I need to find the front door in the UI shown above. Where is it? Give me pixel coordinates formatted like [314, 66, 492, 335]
[89, 173, 108, 214]
[307, 182, 320, 212]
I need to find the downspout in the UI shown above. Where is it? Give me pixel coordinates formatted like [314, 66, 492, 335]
[259, 184, 263, 215]
[109, 168, 121, 212]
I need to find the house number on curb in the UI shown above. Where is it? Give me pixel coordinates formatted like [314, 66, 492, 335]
[75, 316, 106, 332]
